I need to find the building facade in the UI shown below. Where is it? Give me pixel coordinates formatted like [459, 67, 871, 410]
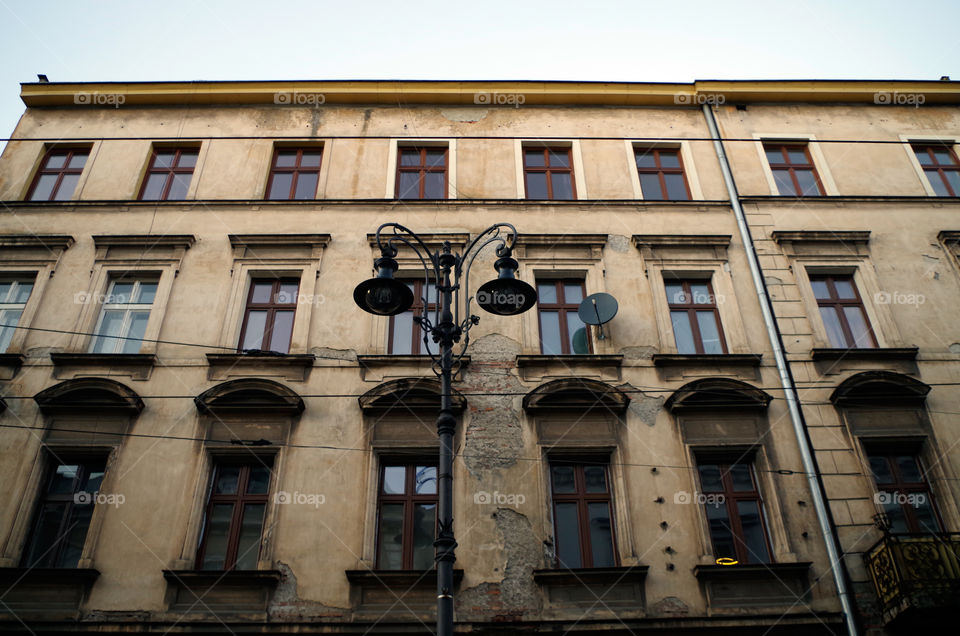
[0, 79, 958, 635]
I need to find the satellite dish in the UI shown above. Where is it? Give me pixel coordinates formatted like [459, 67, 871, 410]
[577, 293, 619, 340]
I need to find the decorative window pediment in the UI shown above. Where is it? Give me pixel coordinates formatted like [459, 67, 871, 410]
[771, 230, 870, 258]
[632, 234, 730, 262]
[830, 371, 930, 408]
[195, 379, 304, 416]
[358, 377, 466, 414]
[665, 378, 771, 413]
[34, 378, 144, 415]
[523, 378, 629, 414]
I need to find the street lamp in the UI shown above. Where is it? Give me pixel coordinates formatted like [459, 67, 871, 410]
[354, 222, 536, 636]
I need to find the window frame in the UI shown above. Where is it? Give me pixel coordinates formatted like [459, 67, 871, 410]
[536, 278, 591, 355]
[375, 460, 438, 570]
[265, 147, 323, 200]
[912, 144, 960, 197]
[695, 459, 773, 564]
[387, 279, 436, 355]
[762, 142, 826, 196]
[395, 146, 449, 200]
[548, 460, 619, 569]
[25, 147, 90, 201]
[867, 449, 944, 534]
[88, 277, 159, 354]
[809, 274, 877, 349]
[236, 277, 301, 354]
[664, 278, 727, 354]
[523, 146, 577, 200]
[195, 460, 272, 571]
[634, 147, 691, 200]
[0, 276, 36, 353]
[137, 147, 199, 201]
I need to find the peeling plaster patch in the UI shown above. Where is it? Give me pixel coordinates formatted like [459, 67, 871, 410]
[441, 107, 489, 122]
[608, 234, 630, 253]
[619, 346, 657, 361]
[950, 343, 960, 354]
[620, 384, 664, 427]
[310, 347, 358, 362]
[269, 561, 349, 620]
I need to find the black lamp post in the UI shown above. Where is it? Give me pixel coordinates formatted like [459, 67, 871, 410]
[354, 222, 536, 636]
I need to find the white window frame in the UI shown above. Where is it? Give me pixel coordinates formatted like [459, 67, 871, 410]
[0, 277, 36, 353]
[88, 277, 159, 354]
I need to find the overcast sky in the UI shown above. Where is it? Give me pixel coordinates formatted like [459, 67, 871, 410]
[1, 0, 958, 148]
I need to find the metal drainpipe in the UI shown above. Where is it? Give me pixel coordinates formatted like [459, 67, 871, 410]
[701, 103, 860, 636]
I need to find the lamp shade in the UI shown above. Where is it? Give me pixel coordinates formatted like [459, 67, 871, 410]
[476, 256, 537, 316]
[353, 257, 414, 316]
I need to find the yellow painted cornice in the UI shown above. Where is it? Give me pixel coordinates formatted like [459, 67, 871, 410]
[19, 79, 960, 107]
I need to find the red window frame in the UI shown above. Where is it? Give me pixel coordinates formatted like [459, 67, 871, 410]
[396, 146, 448, 199]
[696, 459, 773, 564]
[26, 148, 89, 201]
[523, 147, 576, 200]
[195, 461, 271, 571]
[912, 144, 960, 196]
[266, 147, 323, 200]
[634, 148, 691, 200]
[237, 278, 300, 353]
[138, 147, 198, 201]
[375, 461, 438, 570]
[763, 143, 825, 196]
[536, 279, 591, 354]
[665, 279, 727, 354]
[549, 461, 619, 568]
[809, 275, 877, 348]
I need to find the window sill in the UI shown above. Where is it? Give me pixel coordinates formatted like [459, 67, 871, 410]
[162, 569, 281, 614]
[693, 562, 811, 608]
[346, 569, 464, 617]
[0, 567, 99, 619]
[652, 353, 762, 368]
[49, 352, 156, 380]
[205, 352, 315, 382]
[533, 566, 647, 610]
[515, 354, 623, 382]
[810, 347, 918, 361]
[357, 354, 470, 381]
[0, 353, 24, 380]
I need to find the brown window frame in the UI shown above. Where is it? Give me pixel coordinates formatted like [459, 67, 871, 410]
[523, 146, 576, 200]
[26, 147, 90, 201]
[809, 274, 877, 349]
[395, 146, 448, 200]
[549, 460, 619, 569]
[387, 279, 436, 354]
[763, 142, 825, 196]
[375, 461, 438, 570]
[634, 147, 691, 200]
[195, 461, 271, 571]
[265, 147, 323, 200]
[137, 147, 199, 201]
[237, 278, 300, 354]
[696, 459, 773, 564]
[536, 279, 591, 355]
[912, 144, 960, 197]
[868, 450, 944, 534]
[665, 279, 727, 354]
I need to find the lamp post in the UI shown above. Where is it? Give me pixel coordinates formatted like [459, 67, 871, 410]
[354, 222, 536, 636]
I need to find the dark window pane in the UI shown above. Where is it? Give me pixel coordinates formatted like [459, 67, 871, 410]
[268, 172, 293, 199]
[235, 503, 265, 569]
[736, 501, 770, 562]
[399, 150, 421, 167]
[200, 503, 234, 570]
[665, 282, 685, 304]
[671, 310, 696, 354]
[689, 283, 711, 304]
[539, 311, 562, 354]
[53, 174, 80, 200]
[563, 283, 583, 304]
[240, 311, 267, 350]
[705, 500, 736, 560]
[49, 464, 80, 494]
[415, 466, 437, 494]
[247, 466, 271, 494]
[215, 467, 241, 494]
[251, 282, 273, 304]
[300, 151, 322, 167]
[29, 174, 58, 200]
[659, 151, 681, 168]
[526, 172, 548, 199]
[914, 149, 933, 165]
[772, 169, 797, 195]
[551, 465, 576, 493]
[59, 504, 94, 568]
[810, 279, 831, 300]
[176, 151, 198, 168]
[24, 503, 67, 567]
[568, 312, 589, 354]
[882, 498, 909, 534]
[583, 466, 607, 493]
[819, 306, 848, 347]
[639, 173, 664, 199]
[397, 172, 421, 199]
[635, 151, 656, 168]
[84, 466, 105, 494]
[412, 503, 436, 569]
[932, 149, 953, 164]
[110, 282, 134, 304]
[390, 310, 413, 353]
[123, 311, 149, 354]
[382, 466, 405, 494]
[764, 148, 784, 164]
[275, 152, 297, 168]
[277, 283, 299, 304]
[698, 464, 723, 492]
[554, 502, 582, 568]
[786, 148, 808, 164]
[537, 282, 557, 304]
[377, 503, 404, 569]
[664, 173, 688, 200]
[154, 152, 175, 169]
[136, 282, 157, 304]
[293, 172, 318, 199]
[832, 279, 856, 299]
[869, 456, 893, 483]
[928, 170, 951, 196]
[548, 150, 569, 167]
[942, 170, 960, 196]
[588, 502, 615, 567]
[696, 311, 723, 354]
[46, 153, 67, 169]
[140, 174, 167, 200]
[524, 150, 545, 167]
[268, 311, 294, 352]
[166, 174, 191, 200]
[422, 172, 445, 198]
[794, 170, 821, 196]
[729, 464, 754, 491]
[843, 306, 874, 348]
[913, 498, 941, 532]
[896, 456, 923, 482]
[551, 172, 573, 200]
[424, 149, 446, 167]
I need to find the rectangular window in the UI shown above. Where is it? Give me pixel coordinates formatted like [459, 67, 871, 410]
[0, 277, 35, 352]
[696, 460, 772, 564]
[868, 451, 942, 534]
[21, 459, 106, 568]
[549, 462, 617, 568]
[238, 278, 300, 354]
[89, 277, 158, 354]
[524, 147, 575, 200]
[635, 148, 690, 200]
[376, 462, 437, 570]
[138, 147, 198, 201]
[196, 461, 271, 570]
[388, 280, 436, 354]
[537, 279, 590, 354]
[665, 279, 726, 354]
[27, 148, 89, 201]
[913, 144, 960, 196]
[763, 143, 824, 196]
[396, 147, 447, 199]
[266, 148, 322, 200]
[809, 275, 876, 348]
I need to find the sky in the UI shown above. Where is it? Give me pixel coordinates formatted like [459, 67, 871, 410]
[0, 0, 958, 147]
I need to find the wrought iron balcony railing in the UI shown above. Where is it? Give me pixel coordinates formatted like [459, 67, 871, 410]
[864, 532, 960, 626]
